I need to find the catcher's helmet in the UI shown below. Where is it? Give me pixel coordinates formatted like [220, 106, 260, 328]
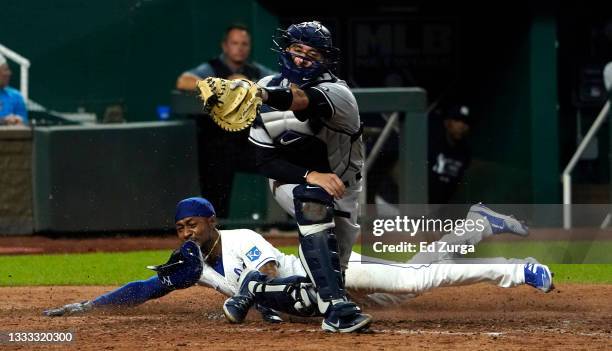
[273, 21, 340, 84]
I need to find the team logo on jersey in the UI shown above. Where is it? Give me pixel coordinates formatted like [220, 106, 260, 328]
[160, 276, 173, 287]
[245, 246, 262, 261]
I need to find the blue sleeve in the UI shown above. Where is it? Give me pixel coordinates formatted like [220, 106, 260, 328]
[91, 276, 173, 307]
[187, 63, 215, 79]
[13, 93, 28, 123]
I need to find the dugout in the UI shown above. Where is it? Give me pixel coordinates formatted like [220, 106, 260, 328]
[0, 128, 33, 234]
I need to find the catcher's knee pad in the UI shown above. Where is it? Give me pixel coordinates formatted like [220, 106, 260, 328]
[248, 275, 319, 317]
[292, 185, 344, 308]
[292, 184, 335, 232]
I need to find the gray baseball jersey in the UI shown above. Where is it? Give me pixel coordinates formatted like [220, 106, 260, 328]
[247, 73, 364, 268]
[248, 73, 364, 186]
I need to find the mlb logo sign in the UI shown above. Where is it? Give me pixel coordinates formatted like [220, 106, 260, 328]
[246, 246, 261, 261]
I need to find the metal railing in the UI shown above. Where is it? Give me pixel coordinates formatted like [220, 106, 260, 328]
[352, 87, 428, 205]
[0, 43, 30, 101]
[562, 101, 610, 229]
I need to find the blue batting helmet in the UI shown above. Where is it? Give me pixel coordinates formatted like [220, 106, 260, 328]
[272, 21, 340, 84]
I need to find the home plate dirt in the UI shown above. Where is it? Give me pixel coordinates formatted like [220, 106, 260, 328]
[1, 284, 610, 350]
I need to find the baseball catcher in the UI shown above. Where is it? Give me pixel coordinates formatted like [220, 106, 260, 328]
[195, 20, 369, 332]
[235, 20, 368, 333]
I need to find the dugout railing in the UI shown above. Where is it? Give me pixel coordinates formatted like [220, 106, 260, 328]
[352, 87, 428, 207]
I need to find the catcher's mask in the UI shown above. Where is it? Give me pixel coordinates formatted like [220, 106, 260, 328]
[272, 21, 340, 85]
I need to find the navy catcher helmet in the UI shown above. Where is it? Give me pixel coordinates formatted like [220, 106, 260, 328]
[273, 21, 340, 84]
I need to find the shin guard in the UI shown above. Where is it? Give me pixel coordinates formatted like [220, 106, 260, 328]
[293, 184, 346, 313]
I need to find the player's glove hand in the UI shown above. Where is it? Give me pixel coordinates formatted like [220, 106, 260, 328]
[147, 240, 204, 290]
[196, 77, 262, 132]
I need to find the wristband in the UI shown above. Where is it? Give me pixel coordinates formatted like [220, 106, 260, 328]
[263, 87, 293, 111]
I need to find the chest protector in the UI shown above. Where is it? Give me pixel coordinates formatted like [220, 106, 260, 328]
[257, 75, 363, 184]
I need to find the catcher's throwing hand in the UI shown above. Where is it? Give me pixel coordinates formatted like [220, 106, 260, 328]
[196, 77, 262, 132]
[306, 171, 345, 199]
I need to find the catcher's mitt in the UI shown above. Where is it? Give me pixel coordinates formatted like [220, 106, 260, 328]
[196, 77, 262, 132]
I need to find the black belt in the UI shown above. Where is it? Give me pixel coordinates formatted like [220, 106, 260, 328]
[334, 209, 351, 218]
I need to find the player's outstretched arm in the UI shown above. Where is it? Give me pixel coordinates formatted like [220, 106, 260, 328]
[43, 275, 173, 316]
[44, 240, 204, 317]
[92, 275, 173, 307]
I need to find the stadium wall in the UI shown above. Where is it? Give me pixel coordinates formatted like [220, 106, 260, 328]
[0, 1, 279, 122]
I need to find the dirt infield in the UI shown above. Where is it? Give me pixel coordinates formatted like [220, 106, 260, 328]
[0, 234, 299, 255]
[1, 233, 611, 350]
[1, 284, 611, 350]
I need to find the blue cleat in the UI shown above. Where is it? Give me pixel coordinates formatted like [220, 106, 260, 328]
[222, 270, 265, 324]
[524, 263, 554, 293]
[321, 301, 372, 333]
[469, 203, 529, 236]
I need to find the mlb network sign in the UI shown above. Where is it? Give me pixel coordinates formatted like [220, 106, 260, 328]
[348, 18, 457, 87]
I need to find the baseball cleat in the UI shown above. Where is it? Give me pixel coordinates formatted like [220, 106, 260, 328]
[223, 295, 254, 324]
[524, 263, 554, 292]
[43, 300, 93, 317]
[469, 203, 529, 236]
[321, 301, 372, 333]
[256, 304, 283, 323]
[222, 269, 263, 324]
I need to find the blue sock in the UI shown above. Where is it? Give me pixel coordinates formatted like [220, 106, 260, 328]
[92, 276, 172, 307]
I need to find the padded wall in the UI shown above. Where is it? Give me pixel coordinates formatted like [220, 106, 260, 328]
[33, 121, 200, 232]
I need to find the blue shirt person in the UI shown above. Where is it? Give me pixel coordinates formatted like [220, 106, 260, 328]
[0, 54, 28, 126]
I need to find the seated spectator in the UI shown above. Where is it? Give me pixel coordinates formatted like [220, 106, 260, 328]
[176, 24, 275, 217]
[0, 53, 28, 126]
[176, 24, 275, 90]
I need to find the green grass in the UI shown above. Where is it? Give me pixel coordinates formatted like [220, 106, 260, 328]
[466, 240, 612, 264]
[0, 245, 610, 286]
[0, 250, 171, 286]
[548, 264, 612, 284]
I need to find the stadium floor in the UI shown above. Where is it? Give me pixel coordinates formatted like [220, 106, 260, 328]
[1, 284, 610, 350]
